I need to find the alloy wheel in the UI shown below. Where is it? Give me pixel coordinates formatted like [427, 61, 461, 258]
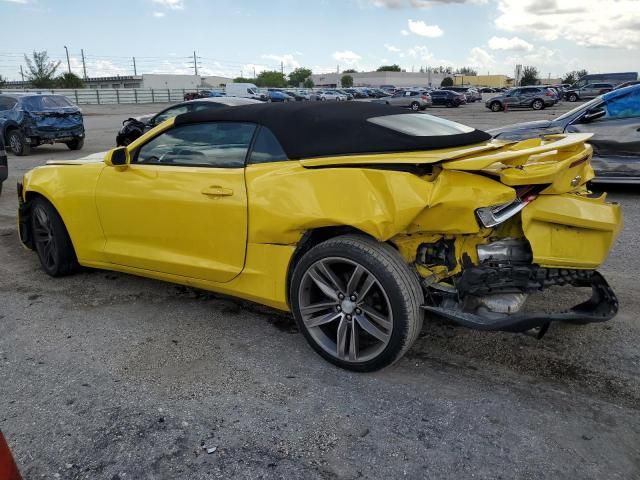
[298, 257, 393, 363]
[9, 133, 21, 153]
[32, 205, 58, 271]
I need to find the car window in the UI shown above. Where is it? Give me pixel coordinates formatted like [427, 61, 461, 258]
[605, 89, 640, 119]
[248, 127, 288, 164]
[191, 102, 225, 112]
[368, 113, 475, 136]
[21, 95, 74, 110]
[0, 96, 18, 111]
[152, 105, 190, 125]
[135, 122, 256, 168]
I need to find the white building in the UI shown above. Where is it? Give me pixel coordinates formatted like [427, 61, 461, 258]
[309, 71, 449, 88]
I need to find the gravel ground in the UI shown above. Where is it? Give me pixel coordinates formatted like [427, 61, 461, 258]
[1, 100, 638, 480]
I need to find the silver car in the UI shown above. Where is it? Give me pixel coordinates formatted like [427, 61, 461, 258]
[375, 90, 432, 111]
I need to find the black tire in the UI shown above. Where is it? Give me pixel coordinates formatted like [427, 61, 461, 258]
[410, 101, 420, 111]
[568, 93, 578, 102]
[290, 234, 424, 372]
[30, 197, 78, 277]
[490, 101, 502, 112]
[65, 137, 84, 151]
[7, 129, 31, 156]
[532, 99, 544, 110]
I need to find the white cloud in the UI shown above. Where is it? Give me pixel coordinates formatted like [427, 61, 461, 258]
[261, 54, 301, 69]
[407, 19, 443, 37]
[384, 44, 402, 53]
[369, 0, 487, 7]
[332, 50, 362, 65]
[495, 0, 640, 49]
[152, 11, 166, 17]
[1, 0, 29, 3]
[467, 47, 495, 70]
[400, 29, 409, 36]
[488, 36, 534, 52]
[407, 45, 434, 61]
[152, 0, 184, 9]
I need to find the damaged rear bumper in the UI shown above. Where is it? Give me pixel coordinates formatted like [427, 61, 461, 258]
[422, 271, 618, 333]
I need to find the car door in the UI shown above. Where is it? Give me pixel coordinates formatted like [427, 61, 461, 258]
[504, 89, 521, 107]
[567, 88, 640, 179]
[95, 121, 256, 283]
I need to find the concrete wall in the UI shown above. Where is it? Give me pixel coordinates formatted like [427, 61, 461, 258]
[202, 76, 234, 87]
[452, 75, 511, 88]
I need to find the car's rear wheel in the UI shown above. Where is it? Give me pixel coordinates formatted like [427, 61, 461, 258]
[31, 197, 78, 277]
[290, 235, 424, 372]
[568, 93, 578, 102]
[65, 137, 84, 150]
[7, 129, 31, 156]
[410, 101, 420, 111]
[532, 99, 544, 110]
[490, 101, 502, 112]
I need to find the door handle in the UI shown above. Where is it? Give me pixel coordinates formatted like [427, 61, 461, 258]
[201, 186, 233, 197]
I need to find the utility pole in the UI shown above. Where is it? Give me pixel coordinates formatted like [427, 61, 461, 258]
[280, 61, 284, 75]
[64, 46, 71, 74]
[81, 49, 87, 79]
[19, 65, 24, 82]
[336, 64, 339, 74]
[132, 57, 137, 75]
[253, 67, 256, 78]
[193, 51, 198, 76]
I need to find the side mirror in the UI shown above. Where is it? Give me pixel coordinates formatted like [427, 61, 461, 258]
[104, 147, 130, 167]
[582, 108, 606, 123]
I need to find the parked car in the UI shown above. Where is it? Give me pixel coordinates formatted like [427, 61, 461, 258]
[183, 90, 225, 101]
[18, 102, 621, 371]
[374, 90, 431, 110]
[344, 88, 369, 99]
[116, 97, 260, 146]
[0, 135, 7, 195]
[488, 84, 640, 184]
[335, 89, 354, 101]
[266, 90, 293, 103]
[445, 86, 481, 102]
[565, 83, 614, 102]
[613, 80, 640, 90]
[429, 90, 464, 107]
[284, 90, 310, 101]
[318, 90, 347, 101]
[225, 83, 267, 101]
[479, 87, 495, 93]
[0, 93, 85, 156]
[485, 87, 556, 111]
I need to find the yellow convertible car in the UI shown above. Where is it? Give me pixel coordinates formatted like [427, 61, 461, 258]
[18, 102, 622, 371]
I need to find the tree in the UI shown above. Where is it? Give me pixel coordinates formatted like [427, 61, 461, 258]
[341, 74, 354, 88]
[376, 64, 401, 72]
[255, 70, 287, 88]
[24, 50, 60, 88]
[455, 66, 478, 76]
[561, 69, 588, 85]
[343, 69, 358, 74]
[303, 78, 314, 88]
[233, 77, 257, 83]
[288, 67, 312, 87]
[440, 77, 454, 87]
[56, 72, 84, 88]
[0, 74, 5, 87]
[520, 66, 539, 86]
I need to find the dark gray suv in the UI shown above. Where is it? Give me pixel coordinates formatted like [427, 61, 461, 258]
[565, 83, 614, 102]
[485, 87, 556, 112]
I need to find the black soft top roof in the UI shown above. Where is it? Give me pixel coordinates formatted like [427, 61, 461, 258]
[175, 101, 491, 160]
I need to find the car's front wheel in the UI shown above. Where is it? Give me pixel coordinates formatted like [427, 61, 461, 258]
[65, 137, 84, 150]
[31, 197, 78, 277]
[290, 235, 424, 372]
[7, 129, 31, 156]
[568, 93, 578, 102]
[410, 101, 420, 111]
[490, 101, 502, 112]
[532, 99, 544, 110]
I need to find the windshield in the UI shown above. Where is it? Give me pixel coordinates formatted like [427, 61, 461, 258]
[21, 95, 74, 111]
[556, 97, 603, 121]
[368, 113, 475, 136]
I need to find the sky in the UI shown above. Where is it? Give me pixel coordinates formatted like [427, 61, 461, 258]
[1, 0, 638, 81]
